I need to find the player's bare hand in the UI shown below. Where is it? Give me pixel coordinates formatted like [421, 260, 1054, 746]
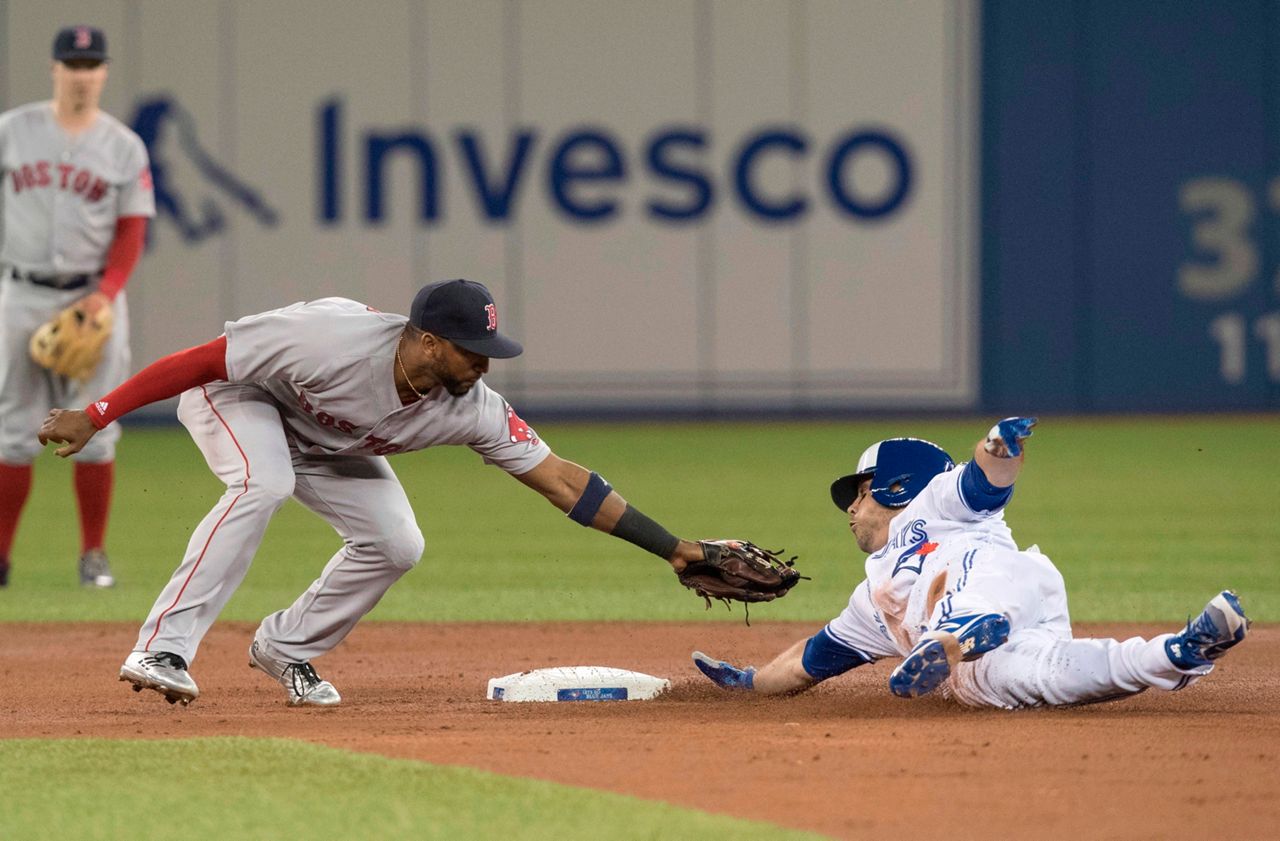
[76, 290, 112, 317]
[38, 408, 98, 457]
[667, 540, 705, 574]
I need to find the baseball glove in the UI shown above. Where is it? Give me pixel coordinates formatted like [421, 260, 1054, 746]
[680, 540, 806, 618]
[29, 302, 114, 382]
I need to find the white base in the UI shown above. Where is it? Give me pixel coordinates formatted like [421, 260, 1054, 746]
[486, 666, 670, 702]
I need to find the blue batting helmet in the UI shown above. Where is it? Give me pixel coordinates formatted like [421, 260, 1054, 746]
[830, 437, 955, 510]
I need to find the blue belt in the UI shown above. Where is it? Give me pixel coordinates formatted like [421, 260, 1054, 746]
[7, 268, 101, 291]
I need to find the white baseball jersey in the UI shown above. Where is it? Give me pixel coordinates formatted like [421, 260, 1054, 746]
[825, 465, 1206, 708]
[221, 296, 549, 471]
[856, 467, 1016, 653]
[0, 102, 154, 272]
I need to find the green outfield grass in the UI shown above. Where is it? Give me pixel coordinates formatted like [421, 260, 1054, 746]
[0, 738, 820, 840]
[1, 415, 1276, 623]
[1, 416, 1275, 841]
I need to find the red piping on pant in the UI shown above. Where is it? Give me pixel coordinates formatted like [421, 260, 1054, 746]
[143, 386, 250, 651]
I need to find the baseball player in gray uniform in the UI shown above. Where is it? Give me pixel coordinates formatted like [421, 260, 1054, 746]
[692, 418, 1251, 708]
[39, 279, 710, 707]
[0, 25, 154, 588]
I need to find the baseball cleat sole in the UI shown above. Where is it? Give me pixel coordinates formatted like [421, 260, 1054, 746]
[889, 639, 952, 698]
[890, 614, 1011, 698]
[118, 672, 197, 706]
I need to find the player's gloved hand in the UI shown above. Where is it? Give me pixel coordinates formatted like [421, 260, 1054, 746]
[983, 416, 1037, 458]
[692, 650, 756, 690]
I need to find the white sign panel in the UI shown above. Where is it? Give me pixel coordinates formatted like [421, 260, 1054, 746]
[2, 0, 978, 412]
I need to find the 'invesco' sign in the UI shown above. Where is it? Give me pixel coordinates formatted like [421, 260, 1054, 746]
[317, 99, 912, 225]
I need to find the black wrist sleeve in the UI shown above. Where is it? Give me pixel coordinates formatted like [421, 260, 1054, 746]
[610, 504, 681, 560]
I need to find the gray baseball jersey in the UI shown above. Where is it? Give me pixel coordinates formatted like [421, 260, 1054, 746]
[133, 297, 551, 666]
[221, 296, 550, 470]
[0, 102, 154, 271]
[0, 102, 154, 464]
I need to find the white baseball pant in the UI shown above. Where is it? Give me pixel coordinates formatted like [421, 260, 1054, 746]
[935, 548, 1205, 708]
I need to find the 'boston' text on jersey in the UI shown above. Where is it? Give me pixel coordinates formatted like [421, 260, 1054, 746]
[9, 161, 110, 201]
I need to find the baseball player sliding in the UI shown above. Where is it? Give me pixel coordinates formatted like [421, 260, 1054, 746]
[0, 26, 154, 589]
[39, 279, 715, 707]
[693, 418, 1251, 708]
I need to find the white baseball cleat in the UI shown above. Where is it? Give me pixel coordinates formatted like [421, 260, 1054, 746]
[248, 640, 341, 707]
[120, 651, 199, 706]
[79, 549, 115, 588]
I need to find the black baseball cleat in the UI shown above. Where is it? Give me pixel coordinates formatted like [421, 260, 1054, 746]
[0, 555, 9, 587]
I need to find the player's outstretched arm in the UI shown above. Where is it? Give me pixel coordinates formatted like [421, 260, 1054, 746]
[972, 416, 1037, 488]
[36, 335, 229, 459]
[754, 638, 822, 694]
[694, 627, 874, 695]
[515, 453, 704, 571]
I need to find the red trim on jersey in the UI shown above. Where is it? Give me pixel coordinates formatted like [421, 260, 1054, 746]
[97, 215, 148, 300]
[144, 385, 250, 652]
[85, 335, 229, 429]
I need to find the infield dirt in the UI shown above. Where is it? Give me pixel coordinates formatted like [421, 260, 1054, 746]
[4, 621, 1276, 840]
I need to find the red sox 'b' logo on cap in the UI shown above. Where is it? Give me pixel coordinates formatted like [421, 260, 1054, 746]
[75, 27, 93, 49]
[485, 303, 497, 333]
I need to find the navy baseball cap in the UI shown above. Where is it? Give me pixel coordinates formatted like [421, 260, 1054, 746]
[409, 279, 523, 359]
[53, 25, 108, 62]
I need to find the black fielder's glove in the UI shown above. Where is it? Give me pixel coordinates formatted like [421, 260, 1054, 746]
[679, 540, 806, 611]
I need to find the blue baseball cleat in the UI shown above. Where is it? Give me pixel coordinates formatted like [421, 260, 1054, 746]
[889, 613, 1011, 699]
[1165, 590, 1250, 670]
[691, 651, 756, 690]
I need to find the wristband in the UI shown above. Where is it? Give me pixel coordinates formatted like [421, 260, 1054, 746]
[959, 460, 1013, 512]
[567, 471, 612, 526]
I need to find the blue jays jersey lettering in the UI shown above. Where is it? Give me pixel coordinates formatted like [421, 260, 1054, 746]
[861, 467, 1017, 653]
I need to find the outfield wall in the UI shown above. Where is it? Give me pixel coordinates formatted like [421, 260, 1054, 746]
[2, 2, 1277, 414]
[983, 0, 1280, 412]
[1, 0, 979, 414]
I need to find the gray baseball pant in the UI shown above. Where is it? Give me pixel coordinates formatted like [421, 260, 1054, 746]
[134, 382, 424, 664]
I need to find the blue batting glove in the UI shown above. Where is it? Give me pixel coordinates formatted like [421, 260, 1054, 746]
[692, 650, 756, 690]
[984, 416, 1037, 458]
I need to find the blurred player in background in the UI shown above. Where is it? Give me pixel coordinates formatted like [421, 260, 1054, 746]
[692, 417, 1250, 708]
[0, 25, 154, 588]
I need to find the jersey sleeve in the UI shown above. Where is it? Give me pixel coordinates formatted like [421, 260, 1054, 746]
[116, 134, 155, 218]
[467, 383, 551, 475]
[912, 465, 1000, 523]
[223, 301, 333, 384]
[824, 580, 900, 660]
